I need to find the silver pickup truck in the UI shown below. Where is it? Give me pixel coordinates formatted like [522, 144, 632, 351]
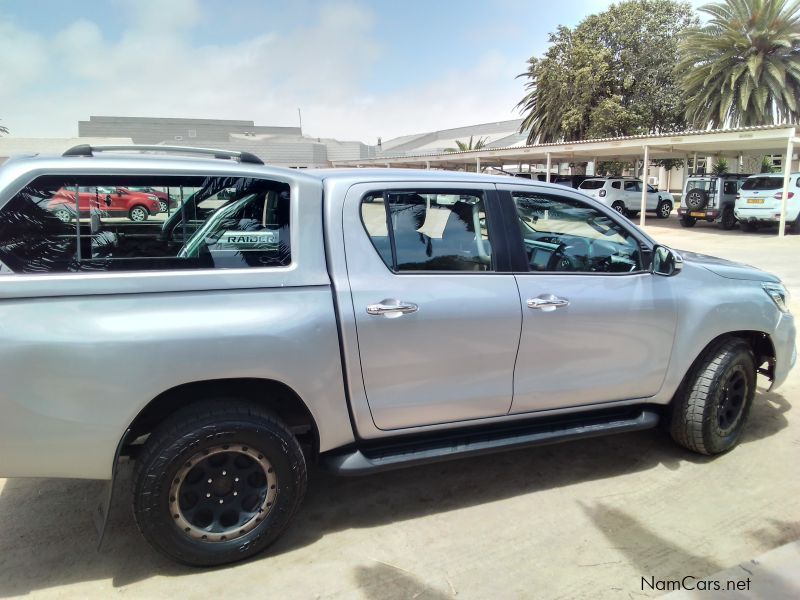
[0, 145, 795, 566]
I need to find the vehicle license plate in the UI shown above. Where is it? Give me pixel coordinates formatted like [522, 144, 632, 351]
[747, 198, 764, 204]
[689, 212, 705, 217]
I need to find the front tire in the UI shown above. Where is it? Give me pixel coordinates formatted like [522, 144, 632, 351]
[656, 200, 672, 219]
[129, 205, 149, 222]
[670, 338, 756, 455]
[133, 400, 307, 566]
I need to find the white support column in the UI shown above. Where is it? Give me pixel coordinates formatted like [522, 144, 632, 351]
[545, 153, 552, 183]
[425, 160, 430, 170]
[692, 152, 698, 176]
[385, 163, 391, 168]
[640, 145, 649, 228]
[476, 157, 481, 173]
[683, 154, 690, 189]
[778, 136, 794, 238]
[592, 156, 598, 176]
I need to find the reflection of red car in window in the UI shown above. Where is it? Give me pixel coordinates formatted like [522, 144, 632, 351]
[120, 187, 178, 213]
[48, 187, 162, 222]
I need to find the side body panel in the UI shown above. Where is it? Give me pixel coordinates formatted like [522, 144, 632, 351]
[0, 286, 350, 479]
[0, 159, 355, 479]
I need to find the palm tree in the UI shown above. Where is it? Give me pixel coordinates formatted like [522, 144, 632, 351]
[0, 120, 8, 136]
[679, 0, 800, 128]
[444, 136, 489, 152]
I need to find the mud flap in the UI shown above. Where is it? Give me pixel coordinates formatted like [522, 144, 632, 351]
[93, 428, 129, 550]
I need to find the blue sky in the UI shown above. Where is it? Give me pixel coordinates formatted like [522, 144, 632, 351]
[0, 0, 705, 142]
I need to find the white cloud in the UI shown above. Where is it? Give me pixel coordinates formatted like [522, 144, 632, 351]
[0, 0, 523, 143]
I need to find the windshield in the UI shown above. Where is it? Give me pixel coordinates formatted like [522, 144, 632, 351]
[579, 180, 605, 190]
[741, 176, 782, 191]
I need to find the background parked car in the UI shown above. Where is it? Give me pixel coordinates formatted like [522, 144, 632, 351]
[734, 173, 800, 233]
[677, 173, 751, 229]
[122, 186, 179, 213]
[577, 177, 673, 218]
[48, 186, 162, 222]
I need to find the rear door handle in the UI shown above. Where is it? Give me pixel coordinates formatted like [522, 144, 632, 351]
[367, 300, 419, 316]
[527, 295, 569, 311]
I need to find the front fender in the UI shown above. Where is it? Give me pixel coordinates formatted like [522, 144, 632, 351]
[652, 262, 784, 403]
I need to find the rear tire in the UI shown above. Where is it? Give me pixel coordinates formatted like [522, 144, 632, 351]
[133, 400, 307, 566]
[611, 201, 627, 217]
[670, 338, 755, 455]
[680, 216, 697, 227]
[718, 207, 736, 230]
[787, 216, 800, 234]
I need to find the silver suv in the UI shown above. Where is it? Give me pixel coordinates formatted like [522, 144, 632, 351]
[0, 145, 795, 566]
[677, 173, 751, 230]
[578, 177, 674, 219]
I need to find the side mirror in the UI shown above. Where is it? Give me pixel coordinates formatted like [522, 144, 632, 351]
[652, 245, 683, 277]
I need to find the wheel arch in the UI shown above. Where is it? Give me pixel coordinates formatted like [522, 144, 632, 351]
[123, 378, 320, 460]
[671, 330, 775, 405]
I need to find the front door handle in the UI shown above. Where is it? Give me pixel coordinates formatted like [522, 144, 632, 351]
[527, 295, 569, 311]
[367, 300, 419, 316]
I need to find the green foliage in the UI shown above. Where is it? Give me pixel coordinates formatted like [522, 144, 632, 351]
[654, 158, 685, 170]
[711, 157, 730, 175]
[679, 0, 800, 128]
[597, 160, 631, 176]
[760, 155, 779, 172]
[444, 136, 489, 153]
[517, 0, 697, 143]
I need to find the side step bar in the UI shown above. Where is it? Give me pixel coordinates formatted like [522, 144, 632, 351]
[321, 409, 659, 476]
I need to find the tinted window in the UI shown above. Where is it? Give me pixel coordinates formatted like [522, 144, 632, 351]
[361, 191, 493, 272]
[624, 181, 640, 192]
[741, 176, 782, 191]
[723, 181, 738, 195]
[611, 181, 621, 189]
[579, 180, 605, 190]
[513, 192, 641, 273]
[0, 175, 290, 273]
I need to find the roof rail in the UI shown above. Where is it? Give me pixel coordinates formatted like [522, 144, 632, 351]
[62, 144, 264, 165]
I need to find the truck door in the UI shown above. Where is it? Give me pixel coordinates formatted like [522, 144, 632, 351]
[497, 183, 678, 413]
[341, 182, 521, 431]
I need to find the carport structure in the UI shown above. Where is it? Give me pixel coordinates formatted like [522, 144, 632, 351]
[333, 124, 800, 237]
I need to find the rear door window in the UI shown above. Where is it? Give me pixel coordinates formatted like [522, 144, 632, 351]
[360, 190, 493, 272]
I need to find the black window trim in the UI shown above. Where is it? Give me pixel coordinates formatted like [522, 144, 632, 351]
[498, 188, 653, 276]
[357, 186, 513, 274]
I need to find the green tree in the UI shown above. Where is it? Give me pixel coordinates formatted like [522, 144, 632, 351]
[711, 157, 730, 174]
[444, 136, 489, 152]
[679, 0, 800, 128]
[517, 0, 697, 143]
[0, 121, 7, 136]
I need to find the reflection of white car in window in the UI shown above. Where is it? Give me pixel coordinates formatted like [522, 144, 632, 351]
[578, 177, 673, 219]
